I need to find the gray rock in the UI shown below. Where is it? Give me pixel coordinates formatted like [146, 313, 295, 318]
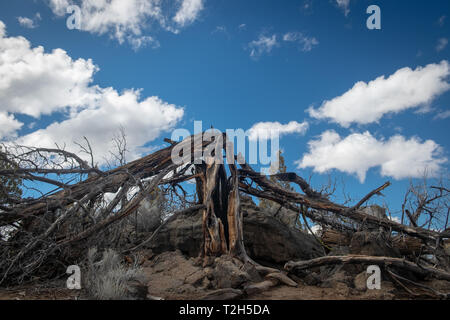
[212, 257, 253, 289]
[148, 198, 322, 264]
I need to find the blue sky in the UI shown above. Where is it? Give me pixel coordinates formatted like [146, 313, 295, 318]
[0, 0, 449, 224]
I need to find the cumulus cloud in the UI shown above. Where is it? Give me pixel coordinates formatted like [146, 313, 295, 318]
[17, 14, 41, 29]
[308, 61, 450, 127]
[16, 89, 183, 163]
[388, 216, 401, 223]
[435, 110, 450, 119]
[47, 0, 71, 15]
[436, 38, 448, 52]
[248, 34, 278, 58]
[47, 0, 204, 49]
[0, 26, 100, 117]
[173, 0, 204, 27]
[0, 112, 22, 139]
[247, 121, 309, 141]
[283, 31, 318, 52]
[438, 15, 446, 27]
[296, 130, 447, 182]
[336, 0, 350, 16]
[0, 20, 184, 164]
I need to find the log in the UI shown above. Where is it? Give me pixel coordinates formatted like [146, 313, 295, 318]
[200, 288, 243, 300]
[239, 162, 441, 243]
[265, 272, 297, 287]
[244, 279, 278, 295]
[2, 134, 215, 227]
[285, 255, 450, 281]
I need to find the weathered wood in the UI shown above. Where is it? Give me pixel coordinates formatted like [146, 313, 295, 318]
[227, 162, 244, 257]
[202, 156, 227, 257]
[59, 165, 175, 245]
[265, 272, 297, 287]
[285, 255, 450, 281]
[2, 134, 215, 227]
[244, 279, 279, 295]
[352, 181, 391, 210]
[200, 288, 243, 300]
[239, 161, 441, 243]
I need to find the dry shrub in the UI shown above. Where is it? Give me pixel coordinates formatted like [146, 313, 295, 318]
[83, 247, 144, 300]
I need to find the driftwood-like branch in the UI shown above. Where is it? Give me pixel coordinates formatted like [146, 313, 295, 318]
[352, 181, 390, 209]
[272, 172, 323, 198]
[285, 255, 450, 281]
[238, 161, 441, 242]
[58, 165, 176, 245]
[1, 135, 214, 227]
[387, 269, 449, 299]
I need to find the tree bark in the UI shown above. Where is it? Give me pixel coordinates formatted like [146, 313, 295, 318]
[285, 255, 450, 281]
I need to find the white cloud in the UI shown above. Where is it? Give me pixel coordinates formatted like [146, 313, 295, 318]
[47, 0, 71, 15]
[388, 216, 400, 223]
[436, 38, 448, 52]
[247, 121, 309, 141]
[308, 61, 450, 127]
[296, 130, 447, 182]
[336, 0, 350, 16]
[17, 16, 39, 29]
[0, 112, 22, 139]
[0, 20, 184, 164]
[16, 89, 183, 163]
[283, 31, 318, 52]
[435, 110, 450, 119]
[0, 24, 100, 117]
[47, 0, 204, 49]
[309, 224, 322, 235]
[173, 0, 204, 27]
[438, 15, 446, 27]
[248, 34, 278, 58]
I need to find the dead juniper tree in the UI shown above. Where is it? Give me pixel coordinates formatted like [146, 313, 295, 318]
[401, 175, 449, 231]
[0, 130, 449, 298]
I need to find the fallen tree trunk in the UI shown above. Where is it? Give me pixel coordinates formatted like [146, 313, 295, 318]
[2, 131, 448, 287]
[285, 255, 450, 281]
[238, 162, 443, 242]
[1, 134, 213, 227]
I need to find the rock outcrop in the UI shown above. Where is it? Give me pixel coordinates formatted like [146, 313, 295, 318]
[147, 197, 322, 264]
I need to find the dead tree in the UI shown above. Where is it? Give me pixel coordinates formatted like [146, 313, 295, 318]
[1, 132, 449, 290]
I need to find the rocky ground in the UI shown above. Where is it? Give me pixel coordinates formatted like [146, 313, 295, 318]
[2, 249, 449, 300]
[1, 198, 449, 300]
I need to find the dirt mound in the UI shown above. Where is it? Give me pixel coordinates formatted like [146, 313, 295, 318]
[139, 250, 450, 300]
[142, 250, 263, 300]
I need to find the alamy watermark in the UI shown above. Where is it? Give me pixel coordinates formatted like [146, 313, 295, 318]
[66, 265, 81, 289]
[367, 5, 381, 30]
[64, 4, 381, 32]
[366, 265, 381, 290]
[66, 5, 81, 30]
[170, 121, 280, 173]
